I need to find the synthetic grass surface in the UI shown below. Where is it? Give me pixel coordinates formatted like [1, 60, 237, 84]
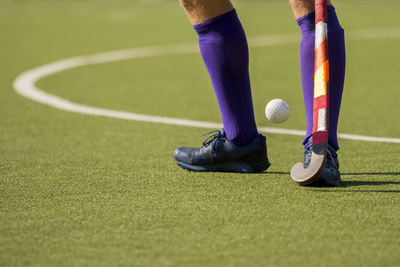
[1, 0, 400, 266]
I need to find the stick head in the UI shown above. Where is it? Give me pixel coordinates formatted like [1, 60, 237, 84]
[290, 142, 327, 185]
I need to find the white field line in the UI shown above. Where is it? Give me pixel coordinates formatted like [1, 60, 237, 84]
[13, 27, 400, 144]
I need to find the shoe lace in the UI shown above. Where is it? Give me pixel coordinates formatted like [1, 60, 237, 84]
[326, 144, 338, 168]
[202, 130, 222, 146]
[325, 151, 337, 169]
[201, 130, 225, 154]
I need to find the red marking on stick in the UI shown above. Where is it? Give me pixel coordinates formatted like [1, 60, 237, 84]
[315, 0, 328, 23]
[314, 95, 328, 109]
[313, 131, 328, 144]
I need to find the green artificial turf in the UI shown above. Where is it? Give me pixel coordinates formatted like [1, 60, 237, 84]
[1, 1, 400, 266]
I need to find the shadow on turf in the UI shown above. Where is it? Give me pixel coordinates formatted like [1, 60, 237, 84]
[315, 190, 400, 193]
[265, 172, 400, 176]
[313, 179, 400, 193]
[342, 172, 400, 176]
[265, 171, 400, 192]
[266, 171, 290, 175]
[341, 180, 400, 187]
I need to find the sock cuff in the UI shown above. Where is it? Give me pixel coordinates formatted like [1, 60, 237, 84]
[296, 6, 343, 35]
[193, 9, 238, 34]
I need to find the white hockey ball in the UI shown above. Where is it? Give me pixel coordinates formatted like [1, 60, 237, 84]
[265, 99, 290, 124]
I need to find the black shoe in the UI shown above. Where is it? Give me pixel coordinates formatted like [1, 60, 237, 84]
[304, 141, 341, 186]
[174, 130, 270, 173]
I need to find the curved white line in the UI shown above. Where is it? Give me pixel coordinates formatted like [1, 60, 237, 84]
[13, 28, 400, 144]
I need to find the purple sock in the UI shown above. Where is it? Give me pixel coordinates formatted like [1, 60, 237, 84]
[193, 10, 258, 146]
[297, 6, 346, 151]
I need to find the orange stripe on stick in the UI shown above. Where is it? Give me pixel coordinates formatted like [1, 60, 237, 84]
[314, 39, 328, 70]
[314, 60, 329, 97]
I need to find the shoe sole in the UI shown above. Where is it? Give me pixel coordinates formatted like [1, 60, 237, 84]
[175, 160, 271, 173]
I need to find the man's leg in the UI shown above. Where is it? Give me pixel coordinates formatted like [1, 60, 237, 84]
[290, 0, 345, 151]
[179, 0, 258, 146]
[173, 0, 270, 173]
[180, 0, 233, 25]
[290, 0, 346, 185]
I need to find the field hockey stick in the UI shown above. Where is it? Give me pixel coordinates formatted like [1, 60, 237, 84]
[291, 0, 329, 185]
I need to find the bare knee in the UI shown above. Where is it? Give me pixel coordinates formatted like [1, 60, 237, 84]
[289, 0, 314, 18]
[180, 0, 232, 12]
[179, 0, 233, 25]
[289, 0, 332, 18]
[179, 0, 202, 12]
[289, 0, 314, 10]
